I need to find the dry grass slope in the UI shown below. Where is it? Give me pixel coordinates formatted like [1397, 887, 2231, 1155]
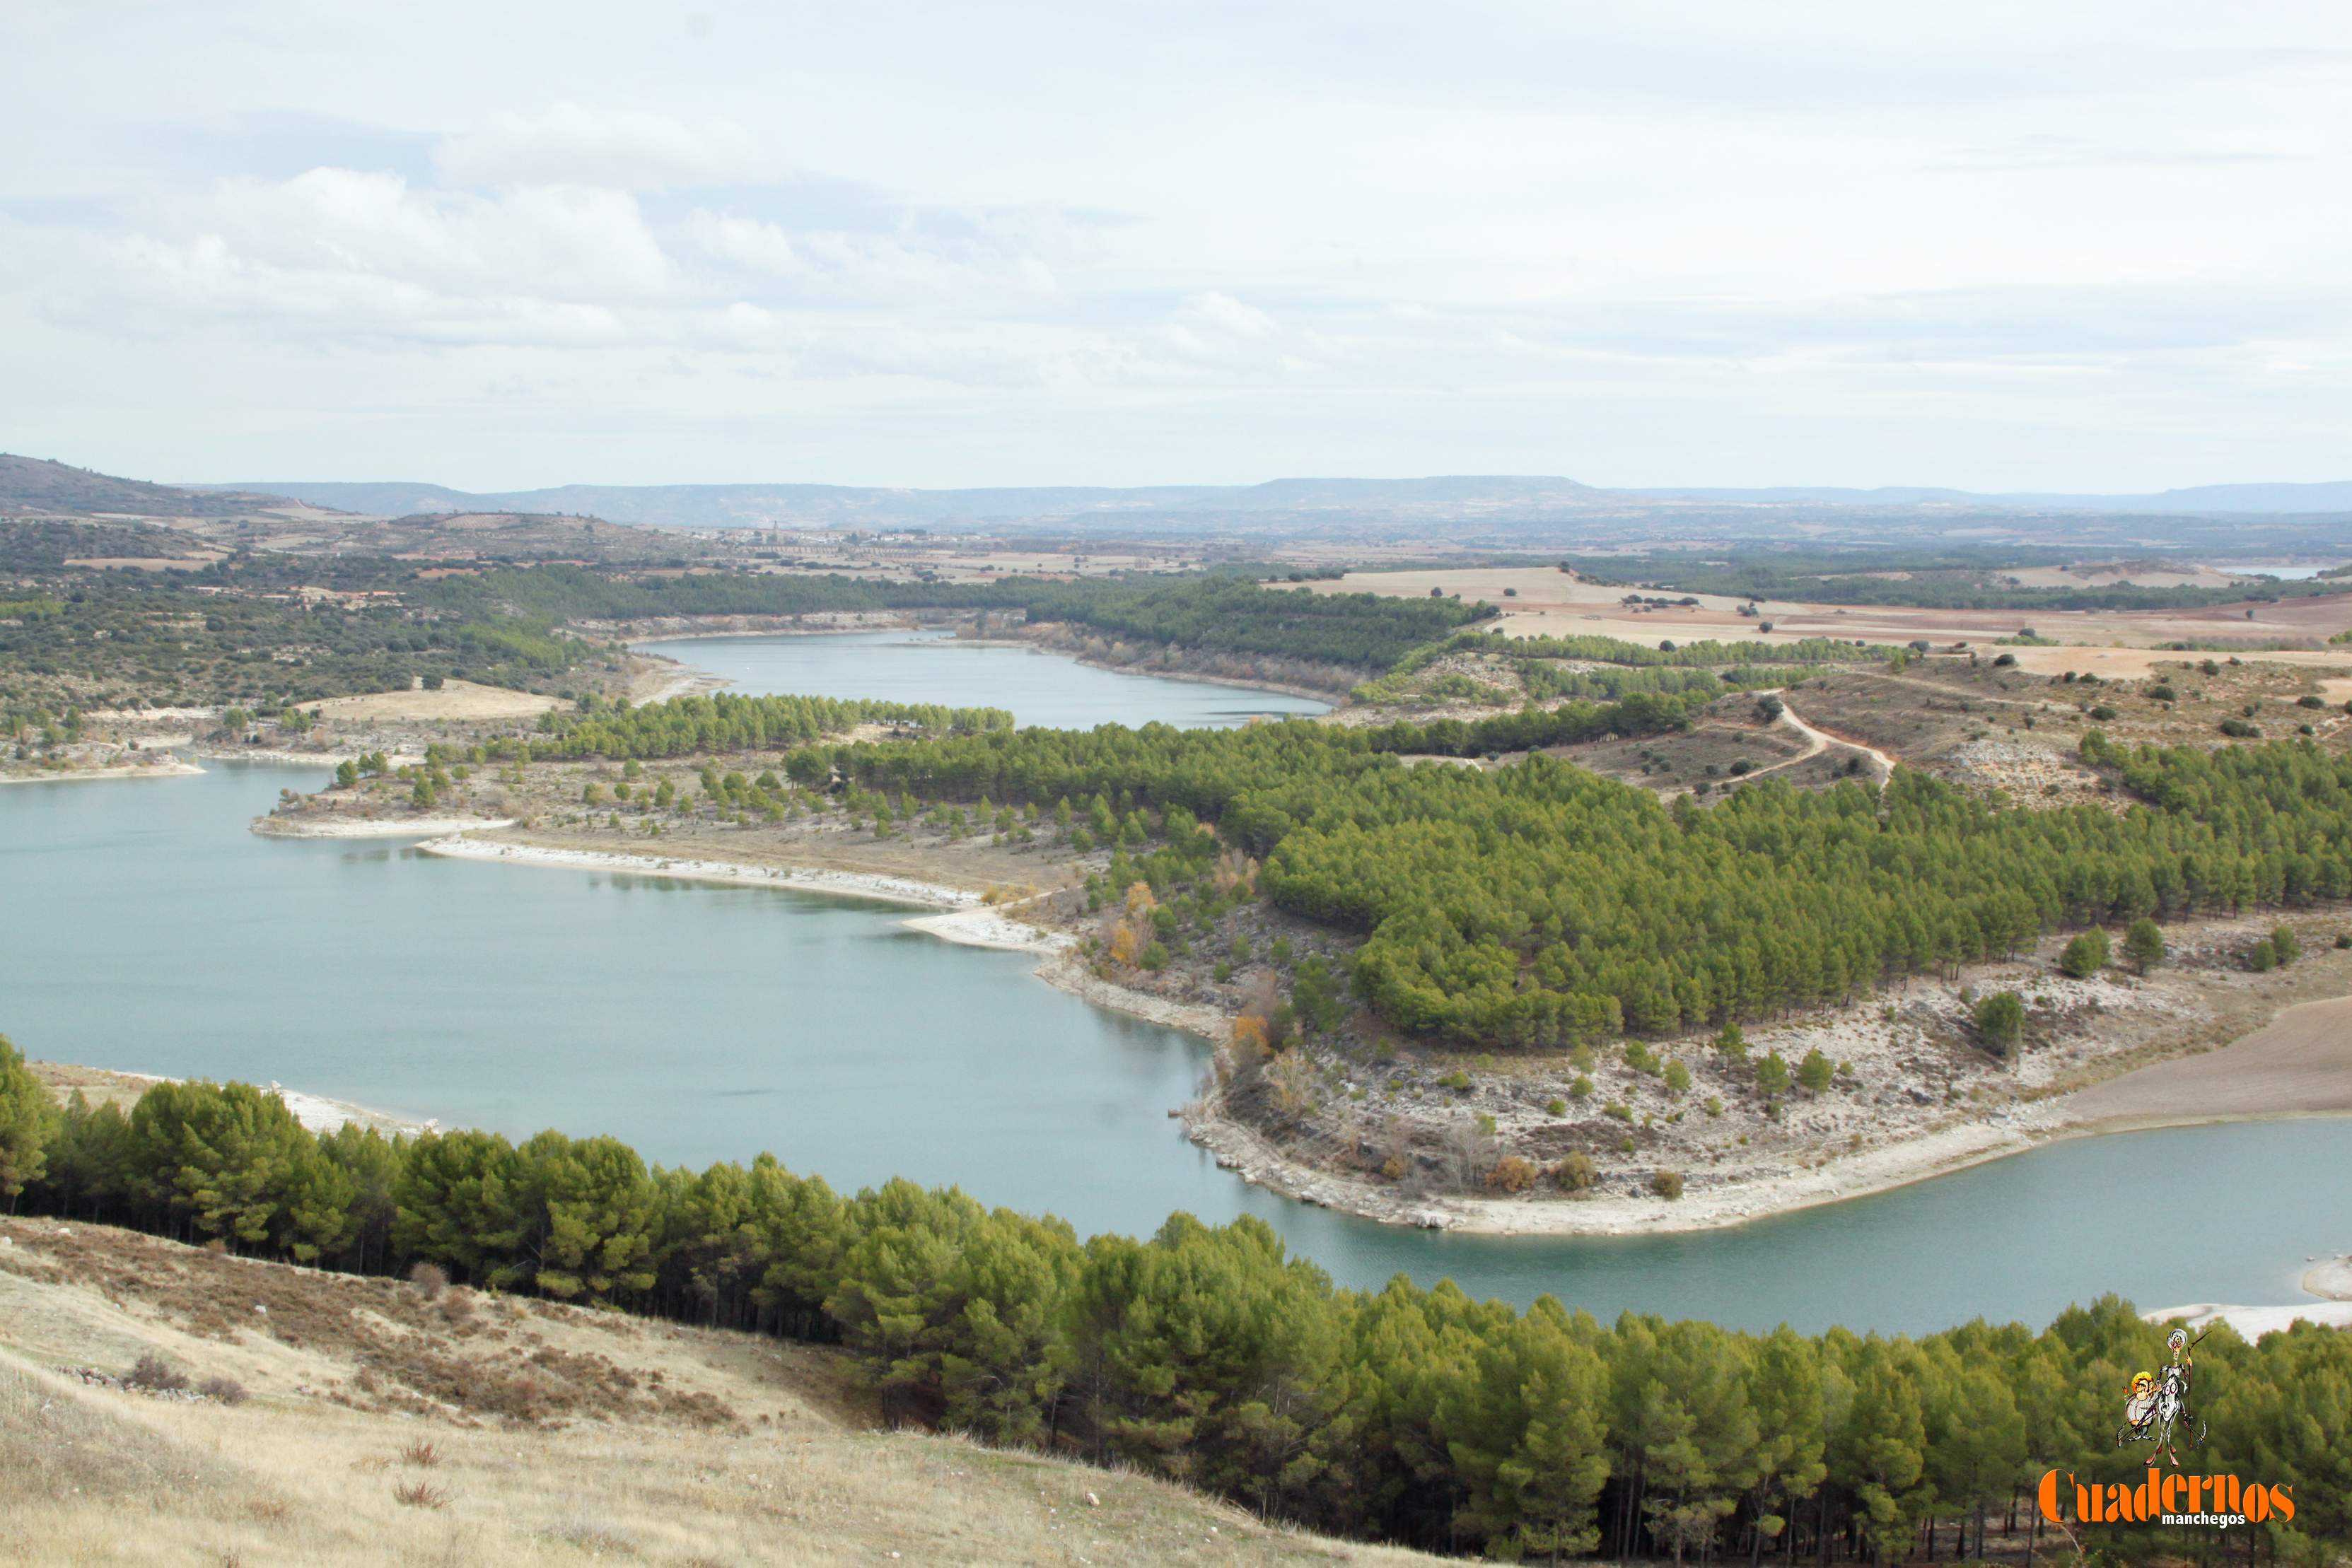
[0, 1219, 1434, 1567]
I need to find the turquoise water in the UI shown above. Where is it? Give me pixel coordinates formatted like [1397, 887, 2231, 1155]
[9, 764, 2348, 1336]
[631, 628, 1332, 730]
[4, 636, 2347, 1335]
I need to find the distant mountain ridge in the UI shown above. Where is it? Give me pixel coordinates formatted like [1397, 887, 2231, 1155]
[0, 454, 302, 518]
[7, 452, 2343, 532]
[191, 474, 1612, 530]
[214, 473, 2352, 528]
[1627, 480, 2352, 515]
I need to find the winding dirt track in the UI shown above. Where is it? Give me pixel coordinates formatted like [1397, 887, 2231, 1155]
[1737, 694, 1897, 786]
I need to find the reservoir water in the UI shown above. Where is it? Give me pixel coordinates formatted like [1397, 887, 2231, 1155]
[632, 628, 1332, 730]
[5, 639, 2348, 1337]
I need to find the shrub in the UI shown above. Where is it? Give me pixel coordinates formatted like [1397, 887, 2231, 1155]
[1552, 1151, 1597, 1192]
[1545, 1096, 1568, 1116]
[1603, 1101, 1632, 1123]
[1663, 1059, 1692, 1095]
[1485, 1156, 1538, 1193]
[393, 1482, 450, 1510]
[399, 1441, 441, 1468]
[2088, 706, 2118, 722]
[1703, 1096, 1724, 1118]
[1992, 653, 2016, 667]
[2220, 718, 2260, 738]
[198, 1375, 248, 1405]
[2146, 683, 2177, 701]
[1796, 1048, 1834, 1094]
[2247, 938, 2278, 973]
[2271, 925, 2300, 966]
[1974, 990, 2025, 1056]
[1651, 1170, 1685, 1200]
[2059, 928, 2109, 978]
[407, 1261, 448, 1299]
[1754, 1051, 1790, 1096]
[125, 1355, 188, 1393]
[1568, 1075, 1594, 1100]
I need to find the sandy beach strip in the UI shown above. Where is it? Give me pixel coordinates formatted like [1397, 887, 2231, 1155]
[252, 814, 517, 840]
[903, 906, 1074, 954]
[414, 833, 984, 911]
[2137, 1300, 2352, 1338]
[28, 1060, 429, 1140]
[0, 760, 205, 785]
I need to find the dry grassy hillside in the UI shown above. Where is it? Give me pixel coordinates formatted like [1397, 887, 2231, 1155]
[0, 1217, 1433, 1568]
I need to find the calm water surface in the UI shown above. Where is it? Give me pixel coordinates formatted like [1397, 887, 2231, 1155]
[4, 644, 2347, 1336]
[631, 628, 1331, 730]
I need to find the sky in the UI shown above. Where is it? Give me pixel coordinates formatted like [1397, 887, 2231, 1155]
[2, 1, 2348, 493]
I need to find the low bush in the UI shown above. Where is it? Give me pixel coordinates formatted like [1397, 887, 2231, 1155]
[124, 1354, 188, 1393]
[1552, 1152, 1597, 1191]
[197, 1374, 248, 1405]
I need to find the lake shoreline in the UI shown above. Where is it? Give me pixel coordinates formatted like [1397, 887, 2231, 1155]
[1180, 989, 2352, 1236]
[25, 1059, 429, 1140]
[412, 833, 993, 912]
[1, 759, 206, 785]
[257, 810, 2352, 1242]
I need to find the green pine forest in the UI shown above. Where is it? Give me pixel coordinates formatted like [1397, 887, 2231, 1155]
[704, 705, 2352, 1046]
[1, 1040, 2344, 1562]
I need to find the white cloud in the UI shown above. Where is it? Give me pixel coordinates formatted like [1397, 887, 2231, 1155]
[433, 102, 771, 191]
[685, 211, 801, 275]
[2, 2, 2348, 486]
[1182, 291, 1276, 339]
[203, 168, 675, 300]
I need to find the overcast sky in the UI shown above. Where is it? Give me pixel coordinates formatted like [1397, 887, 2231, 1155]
[4, 1, 2348, 492]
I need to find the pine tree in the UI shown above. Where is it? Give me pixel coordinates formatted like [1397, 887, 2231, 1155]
[0, 1034, 59, 1208]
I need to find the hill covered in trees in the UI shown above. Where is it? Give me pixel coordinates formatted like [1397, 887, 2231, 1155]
[762, 708, 2352, 1043]
[1, 1045, 2343, 1563]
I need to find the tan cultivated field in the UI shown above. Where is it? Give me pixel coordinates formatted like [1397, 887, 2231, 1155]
[306, 679, 566, 723]
[1308, 566, 2352, 678]
[0, 1219, 1436, 1568]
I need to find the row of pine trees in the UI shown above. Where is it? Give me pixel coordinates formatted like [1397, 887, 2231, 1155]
[1, 1042, 2344, 1562]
